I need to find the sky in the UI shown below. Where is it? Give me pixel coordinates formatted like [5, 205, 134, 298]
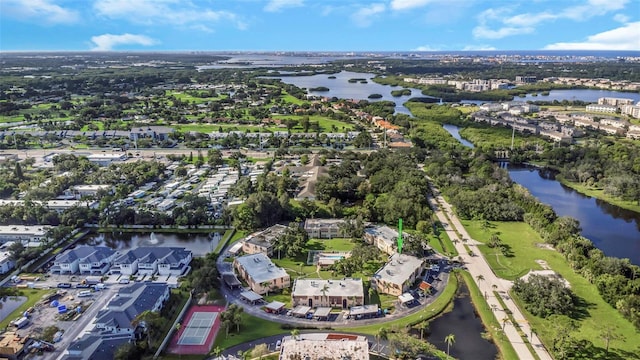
[1, 0, 639, 52]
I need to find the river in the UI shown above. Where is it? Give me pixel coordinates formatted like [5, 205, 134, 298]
[80, 232, 222, 257]
[268, 71, 426, 115]
[443, 123, 640, 264]
[425, 282, 498, 360]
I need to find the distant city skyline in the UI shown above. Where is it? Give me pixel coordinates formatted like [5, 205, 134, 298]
[1, 0, 639, 52]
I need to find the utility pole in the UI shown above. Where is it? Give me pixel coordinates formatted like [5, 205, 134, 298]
[510, 126, 515, 151]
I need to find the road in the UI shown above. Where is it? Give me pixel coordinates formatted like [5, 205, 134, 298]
[426, 178, 553, 360]
[41, 286, 117, 360]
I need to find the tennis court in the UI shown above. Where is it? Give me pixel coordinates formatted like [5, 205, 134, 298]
[177, 312, 218, 345]
[167, 305, 224, 355]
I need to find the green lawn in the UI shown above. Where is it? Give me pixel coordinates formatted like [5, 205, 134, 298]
[271, 114, 354, 132]
[0, 289, 52, 329]
[281, 92, 305, 105]
[213, 312, 287, 349]
[462, 220, 640, 356]
[556, 176, 640, 213]
[166, 90, 226, 104]
[306, 238, 356, 252]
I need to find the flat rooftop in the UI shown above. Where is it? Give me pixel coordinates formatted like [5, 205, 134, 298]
[292, 278, 363, 298]
[365, 225, 399, 247]
[234, 253, 288, 284]
[280, 334, 369, 360]
[304, 218, 345, 229]
[373, 253, 423, 286]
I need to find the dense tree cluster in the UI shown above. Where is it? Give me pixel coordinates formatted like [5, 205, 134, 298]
[512, 274, 577, 318]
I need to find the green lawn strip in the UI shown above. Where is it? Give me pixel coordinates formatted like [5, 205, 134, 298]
[213, 313, 287, 349]
[213, 229, 243, 254]
[555, 176, 640, 213]
[343, 273, 458, 335]
[271, 114, 354, 132]
[281, 92, 305, 105]
[0, 289, 51, 329]
[176, 123, 283, 133]
[437, 229, 458, 257]
[493, 291, 540, 360]
[459, 272, 520, 360]
[462, 220, 639, 354]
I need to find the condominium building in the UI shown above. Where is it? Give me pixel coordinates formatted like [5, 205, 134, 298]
[233, 253, 290, 295]
[291, 278, 364, 308]
[372, 253, 425, 296]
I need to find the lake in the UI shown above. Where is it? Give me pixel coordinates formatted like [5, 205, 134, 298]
[445, 124, 640, 264]
[426, 282, 498, 360]
[269, 71, 426, 115]
[81, 232, 222, 257]
[522, 89, 640, 103]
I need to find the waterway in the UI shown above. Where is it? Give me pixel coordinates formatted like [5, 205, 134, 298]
[81, 232, 221, 257]
[443, 123, 640, 264]
[522, 89, 640, 103]
[442, 124, 474, 148]
[268, 71, 426, 115]
[426, 282, 498, 360]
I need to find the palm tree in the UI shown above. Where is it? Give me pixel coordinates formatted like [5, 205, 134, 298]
[212, 346, 222, 358]
[291, 328, 300, 340]
[502, 317, 511, 330]
[261, 281, 271, 296]
[476, 274, 485, 283]
[492, 284, 498, 292]
[444, 333, 455, 357]
[491, 304, 498, 312]
[416, 321, 429, 340]
[375, 327, 388, 353]
[320, 284, 329, 306]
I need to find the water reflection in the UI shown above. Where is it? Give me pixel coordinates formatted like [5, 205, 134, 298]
[426, 282, 498, 360]
[82, 232, 221, 257]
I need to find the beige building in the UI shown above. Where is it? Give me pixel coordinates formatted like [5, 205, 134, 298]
[292, 278, 364, 309]
[303, 218, 347, 239]
[372, 253, 425, 296]
[363, 225, 401, 255]
[241, 224, 287, 256]
[279, 333, 369, 360]
[234, 253, 290, 295]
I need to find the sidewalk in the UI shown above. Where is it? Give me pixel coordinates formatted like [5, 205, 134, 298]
[427, 180, 552, 360]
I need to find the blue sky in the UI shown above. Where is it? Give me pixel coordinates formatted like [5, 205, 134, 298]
[1, 0, 639, 51]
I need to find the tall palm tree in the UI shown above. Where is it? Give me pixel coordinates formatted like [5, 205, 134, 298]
[320, 284, 329, 306]
[444, 333, 455, 357]
[416, 321, 430, 340]
[502, 317, 511, 330]
[492, 284, 498, 292]
[291, 328, 300, 340]
[375, 327, 388, 353]
[476, 274, 485, 283]
[261, 281, 271, 296]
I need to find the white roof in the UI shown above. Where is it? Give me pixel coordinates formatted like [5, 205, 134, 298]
[239, 290, 263, 302]
[399, 292, 415, 304]
[374, 253, 423, 286]
[0, 225, 49, 236]
[292, 278, 363, 298]
[234, 253, 289, 284]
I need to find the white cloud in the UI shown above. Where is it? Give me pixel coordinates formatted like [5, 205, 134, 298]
[2, 0, 79, 24]
[264, 0, 304, 12]
[93, 0, 242, 29]
[474, 0, 630, 39]
[613, 13, 630, 23]
[90, 33, 157, 51]
[463, 45, 496, 51]
[351, 3, 385, 28]
[390, 0, 433, 11]
[544, 22, 640, 50]
[413, 45, 440, 51]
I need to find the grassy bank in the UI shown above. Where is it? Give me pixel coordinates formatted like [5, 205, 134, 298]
[0, 289, 51, 329]
[459, 272, 519, 360]
[556, 176, 640, 214]
[213, 313, 287, 349]
[462, 220, 639, 356]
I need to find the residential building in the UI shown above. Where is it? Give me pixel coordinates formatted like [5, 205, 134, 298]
[65, 184, 113, 199]
[62, 333, 131, 360]
[279, 333, 369, 360]
[86, 153, 127, 166]
[50, 246, 117, 275]
[110, 247, 192, 276]
[586, 104, 618, 113]
[94, 283, 170, 336]
[241, 224, 287, 256]
[0, 242, 15, 274]
[0, 225, 50, 247]
[233, 253, 290, 295]
[621, 104, 640, 118]
[372, 253, 425, 296]
[129, 126, 175, 141]
[303, 218, 347, 239]
[600, 118, 630, 128]
[597, 97, 635, 107]
[292, 278, 364, 308]
[363, 225, 401, 255]
[515, 76, 537, 83]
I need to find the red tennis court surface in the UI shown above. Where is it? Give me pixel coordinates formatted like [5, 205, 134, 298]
[167, 305, 225, 355]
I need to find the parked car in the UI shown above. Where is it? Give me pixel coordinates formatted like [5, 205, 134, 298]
[57, 283, 72, 288]
[75, 284, 91, 289]
[118, 278, 130, 284]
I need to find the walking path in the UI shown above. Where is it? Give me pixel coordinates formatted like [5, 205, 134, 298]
[426, 179, 553, 360]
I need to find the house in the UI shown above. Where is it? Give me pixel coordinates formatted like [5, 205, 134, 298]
[363, 225, 402, 255]
[233, 253, 290, 295]
[241, 224, 287, 256]
[110, 247, 192, 276]
[279, 333, 369, 360]
[94, 283, 170, 336]
[303, 218, 347, 239]
[65, 184, 113, 199]
[292, 278, 364, 309]
[0, 225, 50, 247]
[86, 153, 127, 166]
[129, 126, 175, 141]
[0, 242, 15, 274]
[50, 246, 117, 275]
[372, 253, 425, 296]
[62, 333, 131, 360]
